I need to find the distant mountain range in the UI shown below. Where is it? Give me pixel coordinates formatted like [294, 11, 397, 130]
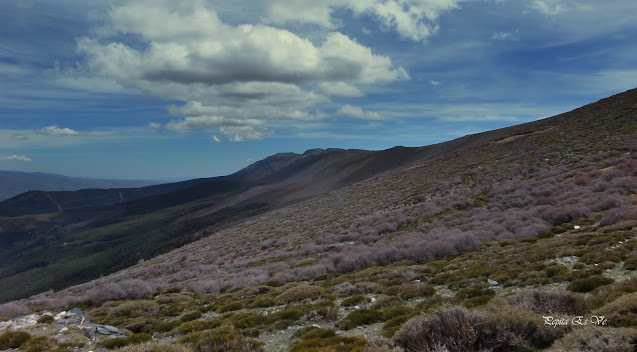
[0, 171, 159, 201]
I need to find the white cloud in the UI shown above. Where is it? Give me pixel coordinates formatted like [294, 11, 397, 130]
[11, 134, 28, 141]
[36, 125, 80, 137]
[530, 0, 565, 16]
[148, 122, 162, 129]
[211, 135, 221, 143]
[430, 80, 441, 86]
[318, 82, 363, 97]
[220, 126, 266, 142]
[73, 0, 407, 141]
[0, 155, 32, 161]
[338, 105, 385, 120]
[262, 0, 465, 41]
[490, 31, 518, 41]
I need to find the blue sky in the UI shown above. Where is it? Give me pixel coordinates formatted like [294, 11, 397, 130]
[1, 0, 636, 180]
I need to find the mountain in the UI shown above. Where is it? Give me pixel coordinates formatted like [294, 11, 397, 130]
[1, 89, 636, 351]
[0, 170, 159, 201]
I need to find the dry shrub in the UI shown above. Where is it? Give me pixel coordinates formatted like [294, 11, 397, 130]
[277, 284, 326, 303]
[547, 326, 637, 352]
[601, 206, 637, 226]
[394, 306, 490, 352]
[0, 301, 30, 318]
[363, 338, 405, 352]
[88, 280, 154, 305]
[23, 336, 57, 352]
[394, 302, 563, 352]
[105, 300, 159, 321]
[114, 341, 194, 352]
[507, 289, 590, 315]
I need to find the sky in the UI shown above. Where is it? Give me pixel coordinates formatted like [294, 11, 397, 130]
[1, 0, 636, 180]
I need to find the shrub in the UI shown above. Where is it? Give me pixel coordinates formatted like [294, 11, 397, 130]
[99, 333, 152, 349]
[0, 331, 31, 349]
[596, 293, 637, 327]
[114, 341, 195, 352]
[227, 312, 269, 329]
[339, 309, 384, 330]
[624, 258, 637, 270]
[176, 319, 220, 334]
[0, 302, 30, 317]
[292, 326, 336, 340]
[394, 306, 489, 352]
[544, 265, 569, 278]
[363, 338, 405, 352]
[23, 336, 57, 352]
[104, 300, 159, 321]
[216, 302, 243, 313]
[277, 284, 326, 303]
[507, 289, 590, 315]
[37, 314, 55, 324]
[394, 284, 436, 300]
[342, 295, 371, 307]
[180, 310, 202, 322]
[371, 296, 404, 309]
[179, 327, 263, 352]
[567, 276, 615, 293]
[290, 335, 367, 352]
[548, 205, 590, 225]
[600, 206, 637, 226]
[124, 318, 159, 334]
[394, 304, 562, 352]
[381, 314, 416, 339]
[547, 327, 637, 352]
[153, 319, 183, 333]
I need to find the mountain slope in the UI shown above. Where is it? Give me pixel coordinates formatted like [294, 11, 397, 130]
[1, 89, 635, 303]
[1, 88, 636, 351]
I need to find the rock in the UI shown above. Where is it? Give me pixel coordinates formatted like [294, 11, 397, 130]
[60, 327, 69, 333]
[69, 308, 85, 316]
[487, 279, 499, 286]
[95, 324, 124, 336]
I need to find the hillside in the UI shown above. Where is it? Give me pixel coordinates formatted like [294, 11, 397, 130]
[1, 88, 636, 351]
[0, 171, 159, 201]
[0, 123, 516, 303]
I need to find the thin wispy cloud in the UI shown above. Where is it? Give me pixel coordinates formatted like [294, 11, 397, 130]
[36, 126, 80, 137]
[1, 155, 32, 161]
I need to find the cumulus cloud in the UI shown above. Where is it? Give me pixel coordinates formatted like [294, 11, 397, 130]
[36, 125, 80, 137]
[338, 105, 385, 120]
[318, 82, 363, 97]
[148, 122, 162, 129]
[75, 0, 407, 140]
[1, 155, 32, 161]
[211, 135, 221, 143]
[262, 0, 464, 41]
